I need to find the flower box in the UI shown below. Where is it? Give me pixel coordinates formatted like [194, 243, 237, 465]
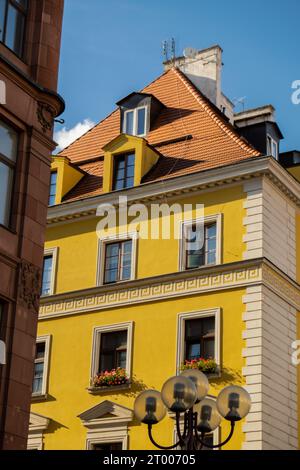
[180, 357, 218, 375]
[91, 367, 129, 388]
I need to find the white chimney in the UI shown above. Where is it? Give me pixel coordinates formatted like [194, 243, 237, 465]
[164, 45, 234, 123]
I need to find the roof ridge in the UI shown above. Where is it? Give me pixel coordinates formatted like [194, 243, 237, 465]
[172, 67, 260, 156]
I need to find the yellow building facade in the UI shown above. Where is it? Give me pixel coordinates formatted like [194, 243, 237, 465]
[30, 49, 300, 450]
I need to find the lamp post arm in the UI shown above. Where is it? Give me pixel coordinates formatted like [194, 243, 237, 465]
[147, 424, 181, 450]
[194, 421, 235, 449]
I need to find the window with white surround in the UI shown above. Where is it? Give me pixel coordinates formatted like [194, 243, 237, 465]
[41, 247, 58, 296]
[176, 309, 220, 372]
[179, 215, 221, 271]
[78, 400, 133, 450]
[123, 106, 147, 136]
[90, 322, 133, 384]
[32, 335, 51, 398]
[27, 412, 50, 450]
[267, 134, 278, 160]
[97, 233, 137, 286]
[49, 171, 57, 206]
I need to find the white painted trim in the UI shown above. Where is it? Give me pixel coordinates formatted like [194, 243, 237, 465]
[176, 308, 221, 373]
[266, 134, 278, 160]
[86, 435, 127, 450]
[27, 412, 50, 450]
[90, 322, 134, 384]
[96, 232, 138, 286]
[41, 247, 58, 296]
[123, 105, 147, 137]
[32, 335, 51, 398]
[178, 214, 222, 271]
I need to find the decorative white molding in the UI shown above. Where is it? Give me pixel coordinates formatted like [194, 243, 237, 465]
[243, 177, 297, 281]
[178, 214, 222, 271]
[242, 285, 298, 450]
[39, 260, 264, 320]
[32, 335, 51, 399]
[27, 412, 50, 450]
[96, 231, 138, 286]
[176, 308, 221, 373]
[78, 400, 133, 450]
[90, 322, 133, 384]
[42, 247, 58, 296]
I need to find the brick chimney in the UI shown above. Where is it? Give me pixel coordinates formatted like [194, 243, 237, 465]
[164, 45, 234, 123]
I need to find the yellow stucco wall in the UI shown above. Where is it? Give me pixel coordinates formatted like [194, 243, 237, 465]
[32, 288, 246, 450]
[46, 184, 246, 295]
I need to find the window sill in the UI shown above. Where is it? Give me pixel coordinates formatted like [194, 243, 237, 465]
[87, 383, 131, 394]
[31, 393, 48, 402]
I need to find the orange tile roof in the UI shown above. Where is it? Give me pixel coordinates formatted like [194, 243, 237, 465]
[59, 68, 260, 203]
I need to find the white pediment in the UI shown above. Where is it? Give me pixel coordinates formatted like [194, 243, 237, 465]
[29, 412, 50, 433]
[78, 400, 133, 429]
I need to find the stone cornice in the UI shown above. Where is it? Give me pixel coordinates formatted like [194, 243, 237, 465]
[46, 156, 300, 226]
[38, 258, 300, 321]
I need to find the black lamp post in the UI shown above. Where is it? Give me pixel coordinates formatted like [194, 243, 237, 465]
[134, 369, 251, 450]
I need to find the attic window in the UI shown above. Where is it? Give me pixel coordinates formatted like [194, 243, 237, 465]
[267, 135, 278, 160]
[123, 106, 147, 137]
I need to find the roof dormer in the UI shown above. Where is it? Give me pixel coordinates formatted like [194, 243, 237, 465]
[116, 92, 164, 137]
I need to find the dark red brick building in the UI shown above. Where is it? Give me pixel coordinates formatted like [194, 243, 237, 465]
[0, 0, 64, 449]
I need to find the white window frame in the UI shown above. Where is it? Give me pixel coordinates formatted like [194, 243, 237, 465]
[32, 335, 51, 398]
[90, 322, 134, 385]
[266, 134, 278, 160]
[87, 436, 127, 451]
[41, 247, 58, 296]
[123, 105, 147, 137]
[96, 232, 138, 286]
[179, 214, 222, 271]
[176, 308, 221, 374]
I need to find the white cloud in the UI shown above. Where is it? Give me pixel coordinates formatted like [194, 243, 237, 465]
[54, 118, 95, 153]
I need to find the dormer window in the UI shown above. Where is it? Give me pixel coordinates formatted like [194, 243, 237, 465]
[267, 135, 278, 160]
[113, 153, 135, 190]
[123, 106, 147, 137]
[117, 92, 164, 139]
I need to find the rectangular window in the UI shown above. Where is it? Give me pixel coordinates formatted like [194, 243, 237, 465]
[0, 0, 28, 58]
[91, 322, 133, 385]
[267, 135, 278, 159]
[112, 153, 135, 190]
[123, 106, 147, 136]
[104, 240, 132, 284]
[49, 171, 57, 206]
[92, 442, 123, 451]
[184, 223, 217, 269]
[32, 336, 50, 397]
[0, 302, 6, 365]
[0, 120, 18, 227]
[41, 255, 53, 295]
[184, 317, 215, 361]
[99, 330, 127, 373]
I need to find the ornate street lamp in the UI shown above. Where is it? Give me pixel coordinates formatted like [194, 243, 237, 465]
[134, 370, 251, 450]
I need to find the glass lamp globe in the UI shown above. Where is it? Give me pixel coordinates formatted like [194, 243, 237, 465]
[194, 398, 222, 434]
[134, 390, 166, 425]
[216, 385, 251, 422]
[161, 376, 197, 413]
[180, 369, 209, 403]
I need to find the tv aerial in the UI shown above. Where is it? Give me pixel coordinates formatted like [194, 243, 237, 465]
[162, 38, 176, 63]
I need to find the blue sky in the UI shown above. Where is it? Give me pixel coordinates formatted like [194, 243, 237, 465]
[55, 0, 300, 152]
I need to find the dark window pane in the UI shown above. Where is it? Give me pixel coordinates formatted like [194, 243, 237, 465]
[125, 111, 134, 134]
[0, 120, 18, 161]
[137, 107, 146, 135]
[99, 330, 127, 372]
[41, 255, 53, 295]
[185, 317, 215, 361]
[36, 342, 45, 359]
[0, 0, 5, 42]
[32, 362, 44, 393]
[49, 172, 57, 206]
[0, 162, 13, 226]
[6, 4, 25, 57]
[104, 241, 132, 284]
[92, 442, 122, 451]
[113, 154, 135, 190]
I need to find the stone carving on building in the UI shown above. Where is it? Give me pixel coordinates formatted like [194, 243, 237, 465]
[18, 261, 41, 313]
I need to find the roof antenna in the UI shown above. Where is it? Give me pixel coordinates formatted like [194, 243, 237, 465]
[233, 96, 247, 112]
[162, 38, 176, 64]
